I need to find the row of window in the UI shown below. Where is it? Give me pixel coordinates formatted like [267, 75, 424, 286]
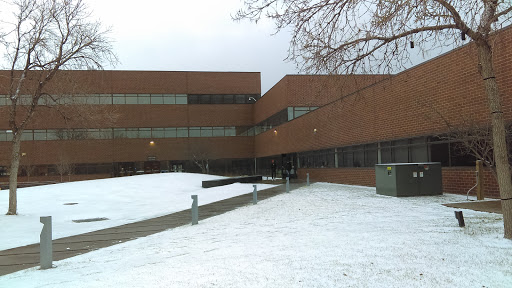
[0, 94, 262, 106]
[297, 136, 476, 168]
[0, 126, 257, 141]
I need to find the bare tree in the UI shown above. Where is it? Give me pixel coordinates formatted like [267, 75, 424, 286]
[19, 153, 37, 182]
[1, 0, 116, 215]
[236, 1, 512, 239]
[55, 154, 74, 182]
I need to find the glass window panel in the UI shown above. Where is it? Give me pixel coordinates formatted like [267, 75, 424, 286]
[152, 128, 165, 138]
[430, 142, 449, 166]
[114, 128, 126, 138]
[0, 96, 7, 106]
[188, 95, 199, 104]
[45, 130, 58, 140]
[164, 127, 177, 138]
[294, 109, 309, 118]
[177, 127, 188, 137]
[175, 94, 187, 104]
[354, 149, 364, 167]
[20, 95, 32, 105]
[125, 94, 137, 104]
[86, 95, 100, 105]
[163, 94, 176, 104]
[151, 94, 164, 104]
[99, 129, 113, 139]
[310, 107, 319, 110]
[211, 95, 223, 104]
[113, 94, 125, 104]
[71, 129, 88, 140]
[223, 95, 234, 104]
[343, 150, 354, 167]
[0, 131, 7, 141]
[34, 130, 47, 141]
[365, 144, 378, 167]
[201, 127, 213, 137]
[287, 107, 294, 121]
[392, 140, 409, 163]
[139, 128, 151, 138]
[126, 128, 138, 138]
[225, 127, 236, 136]
[212, 127, 224, 137]
[189, 127, 201, 137]
[21, 130, 33, 141]
[99, 94, 112, 104]
[138, 94, 150, 104]
[200, 95, 211, 104]
[235, 95, 246, 104]
[88, 129, 100, 139]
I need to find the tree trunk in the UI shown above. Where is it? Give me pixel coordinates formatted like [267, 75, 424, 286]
[478, 41, 512, 239]
[7, 133, 22, 215]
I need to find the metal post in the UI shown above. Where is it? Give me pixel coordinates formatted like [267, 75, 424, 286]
[253, 185, 258, 204]
[454, 211, 465, 227]
[307, 173, 310, 186]
[40, 216, 53, 269]
[191, 195, 198, 225]
[476, 160, 484, 200]
[286, 177, 290, 193]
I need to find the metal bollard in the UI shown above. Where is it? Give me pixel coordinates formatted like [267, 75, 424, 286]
[191, 195, 198, 225]
[454, 211, 465, 227]
[307, 173, 310, 186]
[253, 185, 258, 204]
[286, 177, 290, 193]
[40, 216, 53, 269]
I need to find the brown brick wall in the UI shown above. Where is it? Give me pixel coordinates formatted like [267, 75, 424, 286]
[254, 26, 512, 157]
[0, 137, 254, 166]
[298, 167, 500, 198]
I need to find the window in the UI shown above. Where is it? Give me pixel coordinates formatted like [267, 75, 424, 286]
[235, 95, 246, 104]
[163, 94, 176, 104]
[225, 127, 236, 136]
[189, 127, 201, 137]
[126, 128, 138, 138]
[34, 130, 47, 141]
[125, 94, 137, 104]
[152, 128, 165, 138]
[114, 128, 126, 138]
[175, 94, 187, 104]
[165, 128, 177, 138]
[113, 94, 125, 104]
[138, 94, 151, 104]
[212, 127, 224, 137]
[177, 127, 188, 137]
[99, 94, 112, 104]
[150, 94, 164, 104]
[223, 95, 234, 104]
[139, 128, 151, 138]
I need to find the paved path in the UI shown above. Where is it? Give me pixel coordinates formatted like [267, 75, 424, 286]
[0, 180, 306, 276]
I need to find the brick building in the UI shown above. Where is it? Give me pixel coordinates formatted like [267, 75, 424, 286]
[1, 26, 511, 197]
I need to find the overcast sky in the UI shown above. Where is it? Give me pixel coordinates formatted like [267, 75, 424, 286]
[85, 0, 299, 94]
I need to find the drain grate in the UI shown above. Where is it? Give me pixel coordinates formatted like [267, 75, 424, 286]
[72, 217, 109, 223]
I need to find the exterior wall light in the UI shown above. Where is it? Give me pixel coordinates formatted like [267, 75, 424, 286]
[149, 140, 155, 145]
[273, 129, 277, 135]
[313, 128, 317, 134]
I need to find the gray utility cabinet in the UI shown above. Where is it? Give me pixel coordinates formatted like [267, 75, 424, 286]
[375, 162, 442, 197]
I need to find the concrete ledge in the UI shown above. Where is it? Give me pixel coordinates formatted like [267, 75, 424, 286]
[202, 175, 263, 188]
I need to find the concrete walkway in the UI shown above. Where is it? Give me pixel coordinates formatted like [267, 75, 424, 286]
[0, 180, 306, 276]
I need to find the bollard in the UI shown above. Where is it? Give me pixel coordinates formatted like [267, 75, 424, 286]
[253, 185, 258, 204]
[191, 195, 198, 225]
[286, 177, 290, 193]
[454, 211, 465, 227]
[40, 216, 53, 269]
[307, 173, 310, 186]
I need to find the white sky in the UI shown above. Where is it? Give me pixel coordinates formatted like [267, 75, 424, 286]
[84, 0, 299, 94]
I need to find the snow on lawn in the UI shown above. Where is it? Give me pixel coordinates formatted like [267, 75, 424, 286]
[0, 173, 277, 251]
[2, 183, 511, 287]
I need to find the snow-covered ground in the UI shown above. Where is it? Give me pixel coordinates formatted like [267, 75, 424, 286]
[0, 173, 277, 250]
[1, 182, 511, 287]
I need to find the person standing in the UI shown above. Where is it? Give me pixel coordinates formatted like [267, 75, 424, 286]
[271, 160, 277, 181]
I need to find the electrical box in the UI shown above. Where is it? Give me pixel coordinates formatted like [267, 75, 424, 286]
[375, 163, 442, 197]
